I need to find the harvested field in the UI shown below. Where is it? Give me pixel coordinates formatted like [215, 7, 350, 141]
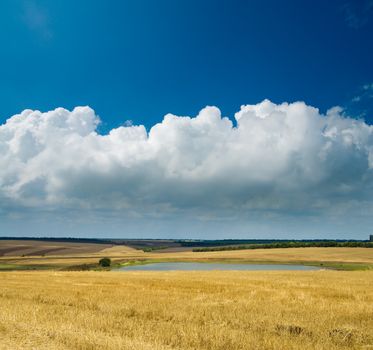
[0, 270, 372, 350]
[0, 240, 140, 269]
[0, 240, 114, 257]
[148, 247, 373, 265]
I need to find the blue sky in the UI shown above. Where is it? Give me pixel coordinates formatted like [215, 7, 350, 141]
[1, 0, 373, 239]
[0, 0, 372, 130]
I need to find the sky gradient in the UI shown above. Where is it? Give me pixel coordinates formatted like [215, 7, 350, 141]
[0, 0, 373, 239]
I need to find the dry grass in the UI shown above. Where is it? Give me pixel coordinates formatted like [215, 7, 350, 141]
[0, 270, 372, 350]
[148, 247, 373, 264]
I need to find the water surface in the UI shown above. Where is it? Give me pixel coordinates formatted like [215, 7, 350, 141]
[115, 262, 319, 271]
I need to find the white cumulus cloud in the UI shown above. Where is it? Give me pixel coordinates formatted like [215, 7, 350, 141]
[1, 100, 373, 238]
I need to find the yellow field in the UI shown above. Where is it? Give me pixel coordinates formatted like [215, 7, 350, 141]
[148, 247, 373, 264]
[0, 270, 372, 350]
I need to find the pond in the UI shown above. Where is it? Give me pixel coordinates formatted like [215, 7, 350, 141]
[115, 262, 320, 271]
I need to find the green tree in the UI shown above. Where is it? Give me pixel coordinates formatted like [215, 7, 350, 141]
[99, 257, 111, 267]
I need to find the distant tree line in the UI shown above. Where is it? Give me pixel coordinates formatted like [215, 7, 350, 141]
[193, 241, 373, 252]
[178, 239, 370, 248]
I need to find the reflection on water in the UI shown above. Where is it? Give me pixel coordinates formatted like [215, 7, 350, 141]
[115, 262, 319, 271]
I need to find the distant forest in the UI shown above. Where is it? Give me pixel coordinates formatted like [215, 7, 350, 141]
[192, 241, 373, 252]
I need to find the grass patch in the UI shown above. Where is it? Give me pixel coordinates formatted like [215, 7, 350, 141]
[0, 263, 56, 271]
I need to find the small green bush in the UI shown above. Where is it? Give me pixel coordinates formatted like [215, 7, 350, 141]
[99, 257, 111, 267]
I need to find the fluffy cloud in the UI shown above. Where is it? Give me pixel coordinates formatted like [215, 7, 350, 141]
[1, 100, 373, 237]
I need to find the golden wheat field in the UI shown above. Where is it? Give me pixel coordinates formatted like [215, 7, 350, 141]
[148, 247, 373, 265]
[0, 269, 373, 350]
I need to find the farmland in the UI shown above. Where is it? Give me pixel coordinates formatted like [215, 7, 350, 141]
[1, 239, 373, 349]
[1, 269, 373, 350]
[1, 239, 373, 271]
